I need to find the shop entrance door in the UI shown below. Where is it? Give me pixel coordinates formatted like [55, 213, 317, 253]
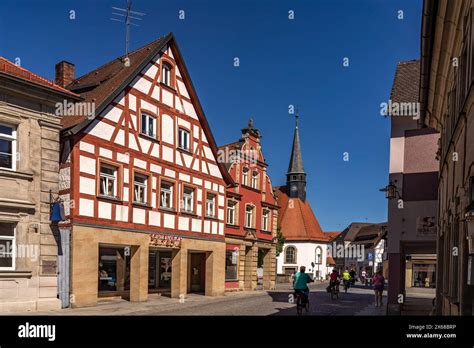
[98, 246, 130, 297]
[189, 252, 206, 293]
[149, 250, 172, 291]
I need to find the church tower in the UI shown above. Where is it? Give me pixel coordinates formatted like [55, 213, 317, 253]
[286, 111, 307, 201]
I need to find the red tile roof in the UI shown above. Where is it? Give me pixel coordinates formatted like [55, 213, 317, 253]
[275, 186, 332, 242]
[390, 60, 420, 103]
[0, 57, 79, 98]
[62, 36, 167, 129]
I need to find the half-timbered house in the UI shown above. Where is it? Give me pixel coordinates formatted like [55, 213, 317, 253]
[57, 33, 234, 308]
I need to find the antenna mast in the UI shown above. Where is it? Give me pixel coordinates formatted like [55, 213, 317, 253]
[111, 0, 146, 67]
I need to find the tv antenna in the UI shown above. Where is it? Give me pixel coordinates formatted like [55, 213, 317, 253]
[111, 0, 146, 67]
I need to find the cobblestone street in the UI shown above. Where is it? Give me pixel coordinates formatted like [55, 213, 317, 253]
[14, 283, 386, 316]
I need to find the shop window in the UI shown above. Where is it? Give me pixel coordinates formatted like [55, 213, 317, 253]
[160, 181, 174, 209]
[133, 173, 148, 204]
[99, 164, 118, 198]
[225, 249, 238, 281]
[0, 222, 15, 270]
[140, 112, 156, 138]
[285, 246, 296, 264]
[205, 193, 216, 218]
[0, 124, 16, 170]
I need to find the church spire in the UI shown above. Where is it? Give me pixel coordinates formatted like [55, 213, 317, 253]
[286, 109, 307, 201]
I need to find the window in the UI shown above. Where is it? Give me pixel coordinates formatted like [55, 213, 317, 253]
[225, 249, 239, 281]
[0, 124, 16, 170]
[0, 222, 15, 270]
[99, 164, 118, 198]
[133, 173, 148, 204]
[315, 247, 323, 265]
[160, 181, 174, 209]
[227, 201, 236, 225]
[242, 168, 249, 186]
[285, 246, 296, 264]
[470, 176, 474, 205]
[162, 63, 171, 86]
[251, 171, 259, 189]
[140, 112, 156, 138]
[245, 205, 254, 228]
[182, 186, 194, 213]
[262, 209, 270, 231]
[178, 128, 190, 151]
[206, 193, 216, 218]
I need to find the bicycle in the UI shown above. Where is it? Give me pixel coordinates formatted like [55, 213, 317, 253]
[330, 281, 339, 300]
[295, 290, 310, 315]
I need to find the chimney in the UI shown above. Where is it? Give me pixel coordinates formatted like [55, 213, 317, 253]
[55, 61, 75, 88]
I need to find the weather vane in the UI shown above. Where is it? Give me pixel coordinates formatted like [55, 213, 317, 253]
[111, 0, 146, 67]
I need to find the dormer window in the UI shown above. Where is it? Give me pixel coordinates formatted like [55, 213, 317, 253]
[162, 63, 172, 87]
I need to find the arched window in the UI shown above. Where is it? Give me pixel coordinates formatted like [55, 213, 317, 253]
[285, 246, 296, 264]
[161, 63, 172, 87]
[315, 247, 323, 265]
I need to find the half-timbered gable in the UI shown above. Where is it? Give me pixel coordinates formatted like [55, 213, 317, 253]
[58, 33, 233, 307]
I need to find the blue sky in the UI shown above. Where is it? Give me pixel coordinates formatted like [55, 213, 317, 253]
[0, 0, 422, 231]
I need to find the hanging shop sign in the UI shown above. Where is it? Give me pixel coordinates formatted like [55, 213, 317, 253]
[149, 233, 182, 248]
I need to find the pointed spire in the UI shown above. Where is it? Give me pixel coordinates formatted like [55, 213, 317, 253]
[287, 109, 305, 174]
[286, 108, 307, 201]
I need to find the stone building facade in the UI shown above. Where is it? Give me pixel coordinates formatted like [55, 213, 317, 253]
[0, 57, 80, 311]
[420, 0, 474, 315]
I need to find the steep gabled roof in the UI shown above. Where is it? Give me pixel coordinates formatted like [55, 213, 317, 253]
[62, 32, 235, 186]
[275, 186, 332, 242]
[390, 60, 420, 103]
[0, 57, 80, 99]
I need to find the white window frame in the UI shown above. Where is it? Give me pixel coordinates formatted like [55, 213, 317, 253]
[315, 247, 323, 265]
[251, 171, 258, 189]
[178, 128, 190, 151]
[182, 186, 194, 213]
[242, 168, 249, 186]
[0, 124, 17, 171]
[99, 164, 118, 198]
[245, 205, 254, 228]
[162, 64, 171, 86]
[262, 209, 270, 231]
[0, 223, 16, 271]
[226, 201, 236, 225]
[160, 182, 174, 209]
[133, 173, 148, 204]
[140, 112, 156, 138]
[206, 193, 216, 218]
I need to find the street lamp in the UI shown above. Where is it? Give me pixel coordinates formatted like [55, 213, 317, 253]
[379, 180, 402, 200]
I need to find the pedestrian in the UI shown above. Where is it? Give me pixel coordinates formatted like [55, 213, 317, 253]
[372, 269, 385, 307]
[361, 269, 367, 285]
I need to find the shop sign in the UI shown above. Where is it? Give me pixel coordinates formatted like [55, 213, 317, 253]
[416, 216, 436, 236]
[150, 233, 182, 248]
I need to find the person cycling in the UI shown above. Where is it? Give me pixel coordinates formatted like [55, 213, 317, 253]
[329, 269, 340, 292]
[293, 266, 313, 304]
[342, 269, 351, 290]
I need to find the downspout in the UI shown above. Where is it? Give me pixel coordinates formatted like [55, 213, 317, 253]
[420, 0, 438, 129]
